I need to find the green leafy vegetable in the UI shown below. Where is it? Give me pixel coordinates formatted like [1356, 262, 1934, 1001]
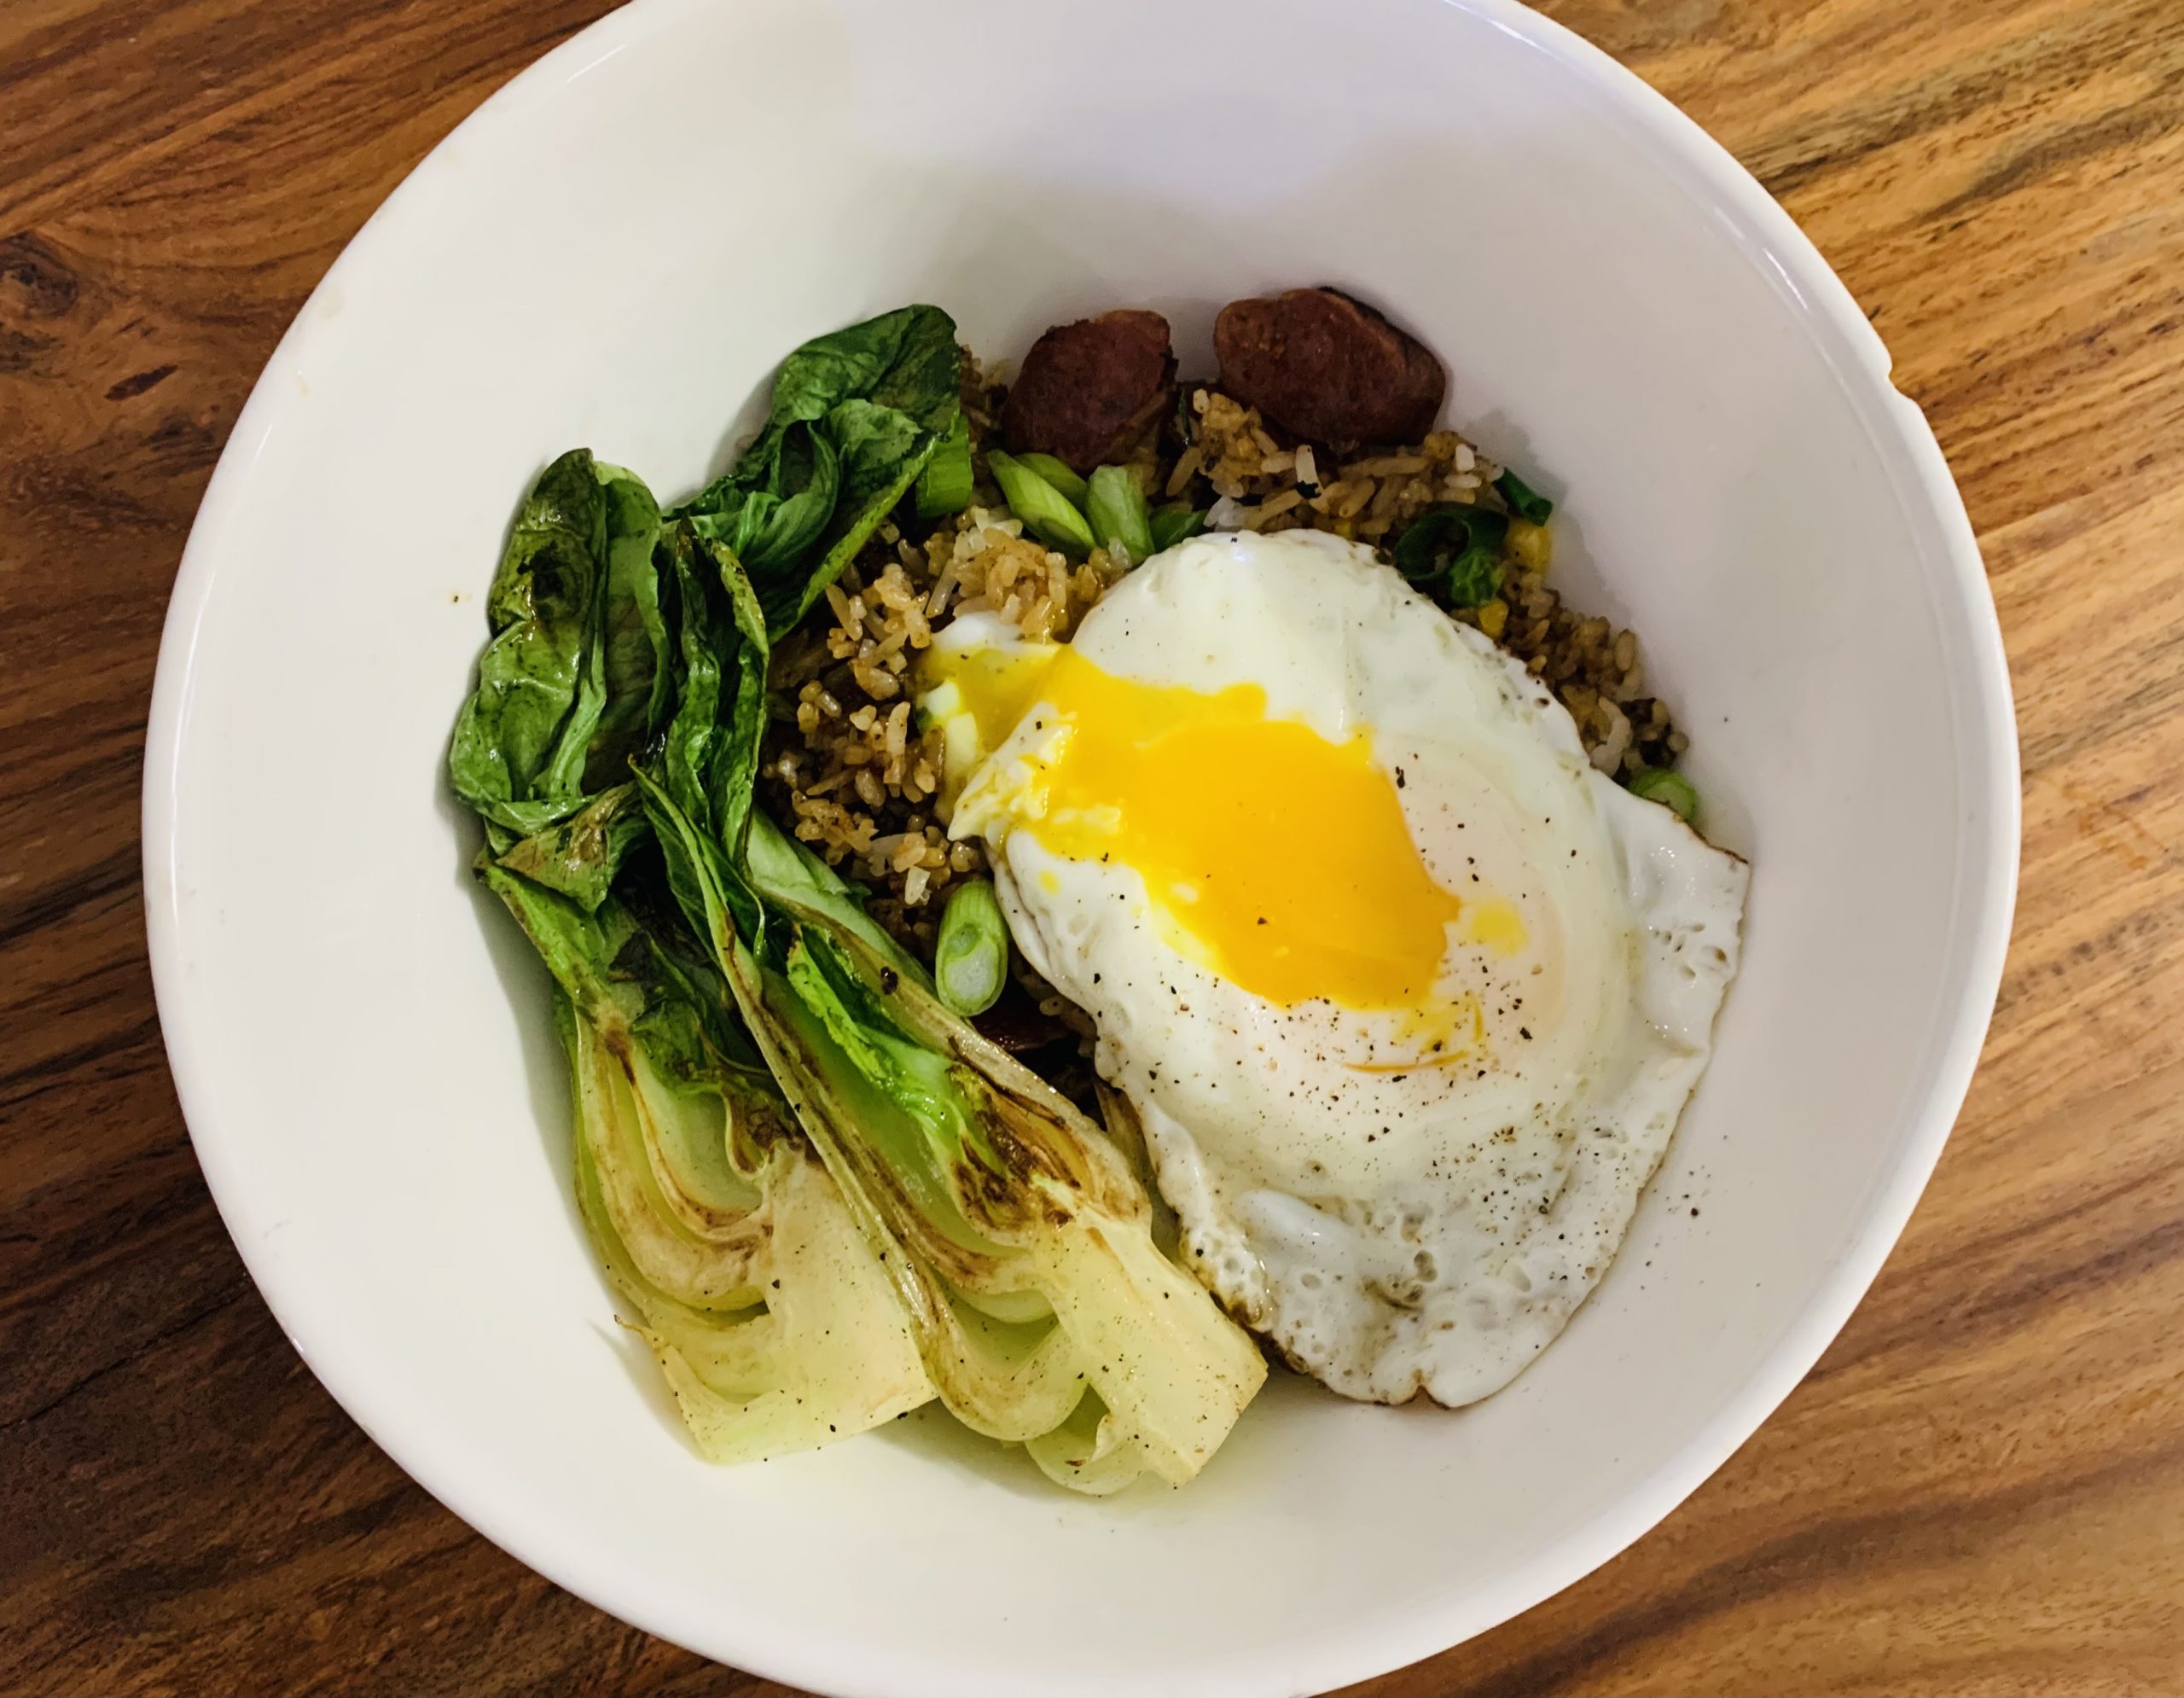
[1149, 503, 1208, 551]
[653, 798, 1267, 1492]
[448, 451, 667, 847]
[486, 858, 932, 1462]
[1012, 452, 1089, 507]
[1629, 766, 1700, 824]
[986, 451, 1096, 559]
[1085, 465, 1155, 566]
[632, 543, 1264, 1493]
[1443, 545, 1505, 608]
[915, 414, 975, 519]
[449, 444, 937, 1465]
[492, 782, 649, 912]
[1494, 466, 1555, 525]
[1392, 503, 1510, 608]
[934, 879, 1008, 1015]
[677, 305, 962, 636]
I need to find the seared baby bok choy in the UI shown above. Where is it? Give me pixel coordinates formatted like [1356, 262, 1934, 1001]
[490, 863, 932, 1459]
[636, 521, 1263, 1492]
[449, 310, 1263, 1493]
[449, 447, 931, 1464]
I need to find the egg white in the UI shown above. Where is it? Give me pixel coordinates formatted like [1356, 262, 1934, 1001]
[951, 530, 1747, 1405]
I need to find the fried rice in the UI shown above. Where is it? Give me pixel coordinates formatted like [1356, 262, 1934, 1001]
[759, 358, 1686, 966]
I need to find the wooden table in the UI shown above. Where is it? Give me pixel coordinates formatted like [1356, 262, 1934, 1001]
[4, 0, 2181, 1691]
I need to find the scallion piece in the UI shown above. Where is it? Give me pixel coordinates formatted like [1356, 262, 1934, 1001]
[1494, 467, 1554, 525]
[1086, 465, 1156, 565]
[1014, 452, 1089, 507]
[934, 878, 1009, 1015]
[915, 415, 974, 518]
[985, 451, 1096, 559]
[1629, 766, 1699, 824]
[1149, 503, 1208, 552]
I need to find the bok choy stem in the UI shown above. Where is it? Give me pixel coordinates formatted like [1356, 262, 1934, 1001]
[633, 533, 1266, 1492]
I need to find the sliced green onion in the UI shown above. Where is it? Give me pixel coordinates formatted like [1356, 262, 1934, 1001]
[934, 878, 1008, 1015]
[1013, 452, 1089, 507]
[1629, 767, 1699, 824]
[985, 451, 1096, 559]
[1391, 503, 1509, 607]
[1494, 467, 1554, 525]
[1086, 465, 1155, 565]
[915, 415, 974, 518]
[1149, 503, 1208, 551]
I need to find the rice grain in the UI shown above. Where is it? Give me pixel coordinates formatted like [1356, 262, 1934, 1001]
[762, 361, 1685, 959]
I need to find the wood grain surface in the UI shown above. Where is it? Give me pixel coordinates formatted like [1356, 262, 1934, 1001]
[3, 0, 2180, 1692]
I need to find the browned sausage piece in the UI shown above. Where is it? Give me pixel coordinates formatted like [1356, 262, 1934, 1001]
[1213, 288, 1446, 445]
[1000, 309, 1176, 474]
[973, 986, 1071, 1055]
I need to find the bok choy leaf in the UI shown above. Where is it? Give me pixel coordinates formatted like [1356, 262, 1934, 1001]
[448, 451, 667, 854]
[449, 456, 932, 1465]
[677, 305, 963, 638]
[485, 859, 932, 1460]
[633, 535, 1266, 1493]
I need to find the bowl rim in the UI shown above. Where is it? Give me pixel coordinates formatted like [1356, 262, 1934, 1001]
[141, 1, 2021, 1693]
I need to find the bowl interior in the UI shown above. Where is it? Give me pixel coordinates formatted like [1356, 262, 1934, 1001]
[146, 1, 2015, 1694]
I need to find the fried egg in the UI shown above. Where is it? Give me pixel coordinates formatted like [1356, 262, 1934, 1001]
[926, 529, 1746, 1405]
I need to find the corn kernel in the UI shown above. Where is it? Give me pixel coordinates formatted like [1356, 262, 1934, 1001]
[1478, 598, 1509, 639]
[1508, 518, 1553, 573]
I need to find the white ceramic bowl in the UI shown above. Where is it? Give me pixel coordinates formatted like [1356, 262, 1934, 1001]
[143, 1, 2018, 1693]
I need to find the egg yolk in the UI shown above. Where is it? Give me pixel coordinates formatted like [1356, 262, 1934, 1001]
[952, 646, 1487, 1013]
[931, 640, 1058, 749]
